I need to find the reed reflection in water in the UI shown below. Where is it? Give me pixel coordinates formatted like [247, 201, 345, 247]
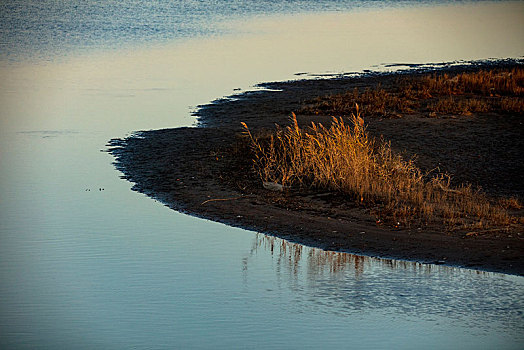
[245, 233, 482, 278]
[242, 233, 523, 336]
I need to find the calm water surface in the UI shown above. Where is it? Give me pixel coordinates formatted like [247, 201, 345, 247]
[1, 1, 523, 348]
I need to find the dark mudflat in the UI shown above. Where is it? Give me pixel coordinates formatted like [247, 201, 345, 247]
[108, 61, 524, 275]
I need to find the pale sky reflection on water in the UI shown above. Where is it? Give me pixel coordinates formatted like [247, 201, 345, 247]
[0, 2, 522, 133]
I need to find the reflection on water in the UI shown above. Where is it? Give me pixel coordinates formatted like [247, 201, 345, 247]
[1, 2, 523, 133]
[244, 234, 524, 336]
[245, 233, 486, 278]
[1, 0, 524, 348]
[0, 0, 487, 61]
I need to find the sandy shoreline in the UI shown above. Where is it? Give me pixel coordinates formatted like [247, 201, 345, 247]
[108, 61, 524, 275]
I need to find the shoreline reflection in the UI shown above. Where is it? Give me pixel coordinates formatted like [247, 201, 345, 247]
[244, 233, 490, 279]
[242, 233, 523, 335]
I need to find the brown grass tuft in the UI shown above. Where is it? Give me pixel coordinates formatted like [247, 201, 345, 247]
[242, 107, 516, 230]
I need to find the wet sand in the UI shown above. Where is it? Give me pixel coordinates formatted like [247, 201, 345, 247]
[108, 61, 524, 275]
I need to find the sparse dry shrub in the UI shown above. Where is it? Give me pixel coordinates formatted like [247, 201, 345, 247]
[498, 197, 523, 210]
[299, 86, 417, 117]
[428, 97, 490, 115]
[499, 96, 524, 113]
[463, 98, 490, 113]
[242, 106, 514, 230]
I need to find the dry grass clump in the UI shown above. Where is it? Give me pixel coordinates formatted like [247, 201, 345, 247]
[300, 87, 417, 117]
[428, 97, 490, 116]
[242, 108, 517, 230]
[421, 67, 524, 96]
[299, 66, 524, 117]
[500, 96, 524, 113]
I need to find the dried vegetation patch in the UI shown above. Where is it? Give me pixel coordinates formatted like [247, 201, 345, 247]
[299, 67, 524, 117]
[241, 67, 524, 234]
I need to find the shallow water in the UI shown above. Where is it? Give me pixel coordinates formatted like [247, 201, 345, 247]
[1, 0, 503, 61]
[1, 1, 523, 348]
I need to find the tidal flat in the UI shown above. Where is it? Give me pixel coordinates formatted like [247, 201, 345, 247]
[109, 60, 524, 276]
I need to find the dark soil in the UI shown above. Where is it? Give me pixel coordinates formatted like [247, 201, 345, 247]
[108, 61, 524, 275]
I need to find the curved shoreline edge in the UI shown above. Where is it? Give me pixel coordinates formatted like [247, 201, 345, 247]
[108, 60, 524, 276]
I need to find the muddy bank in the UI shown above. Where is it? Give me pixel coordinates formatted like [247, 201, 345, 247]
[108, 61, 524, 275]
